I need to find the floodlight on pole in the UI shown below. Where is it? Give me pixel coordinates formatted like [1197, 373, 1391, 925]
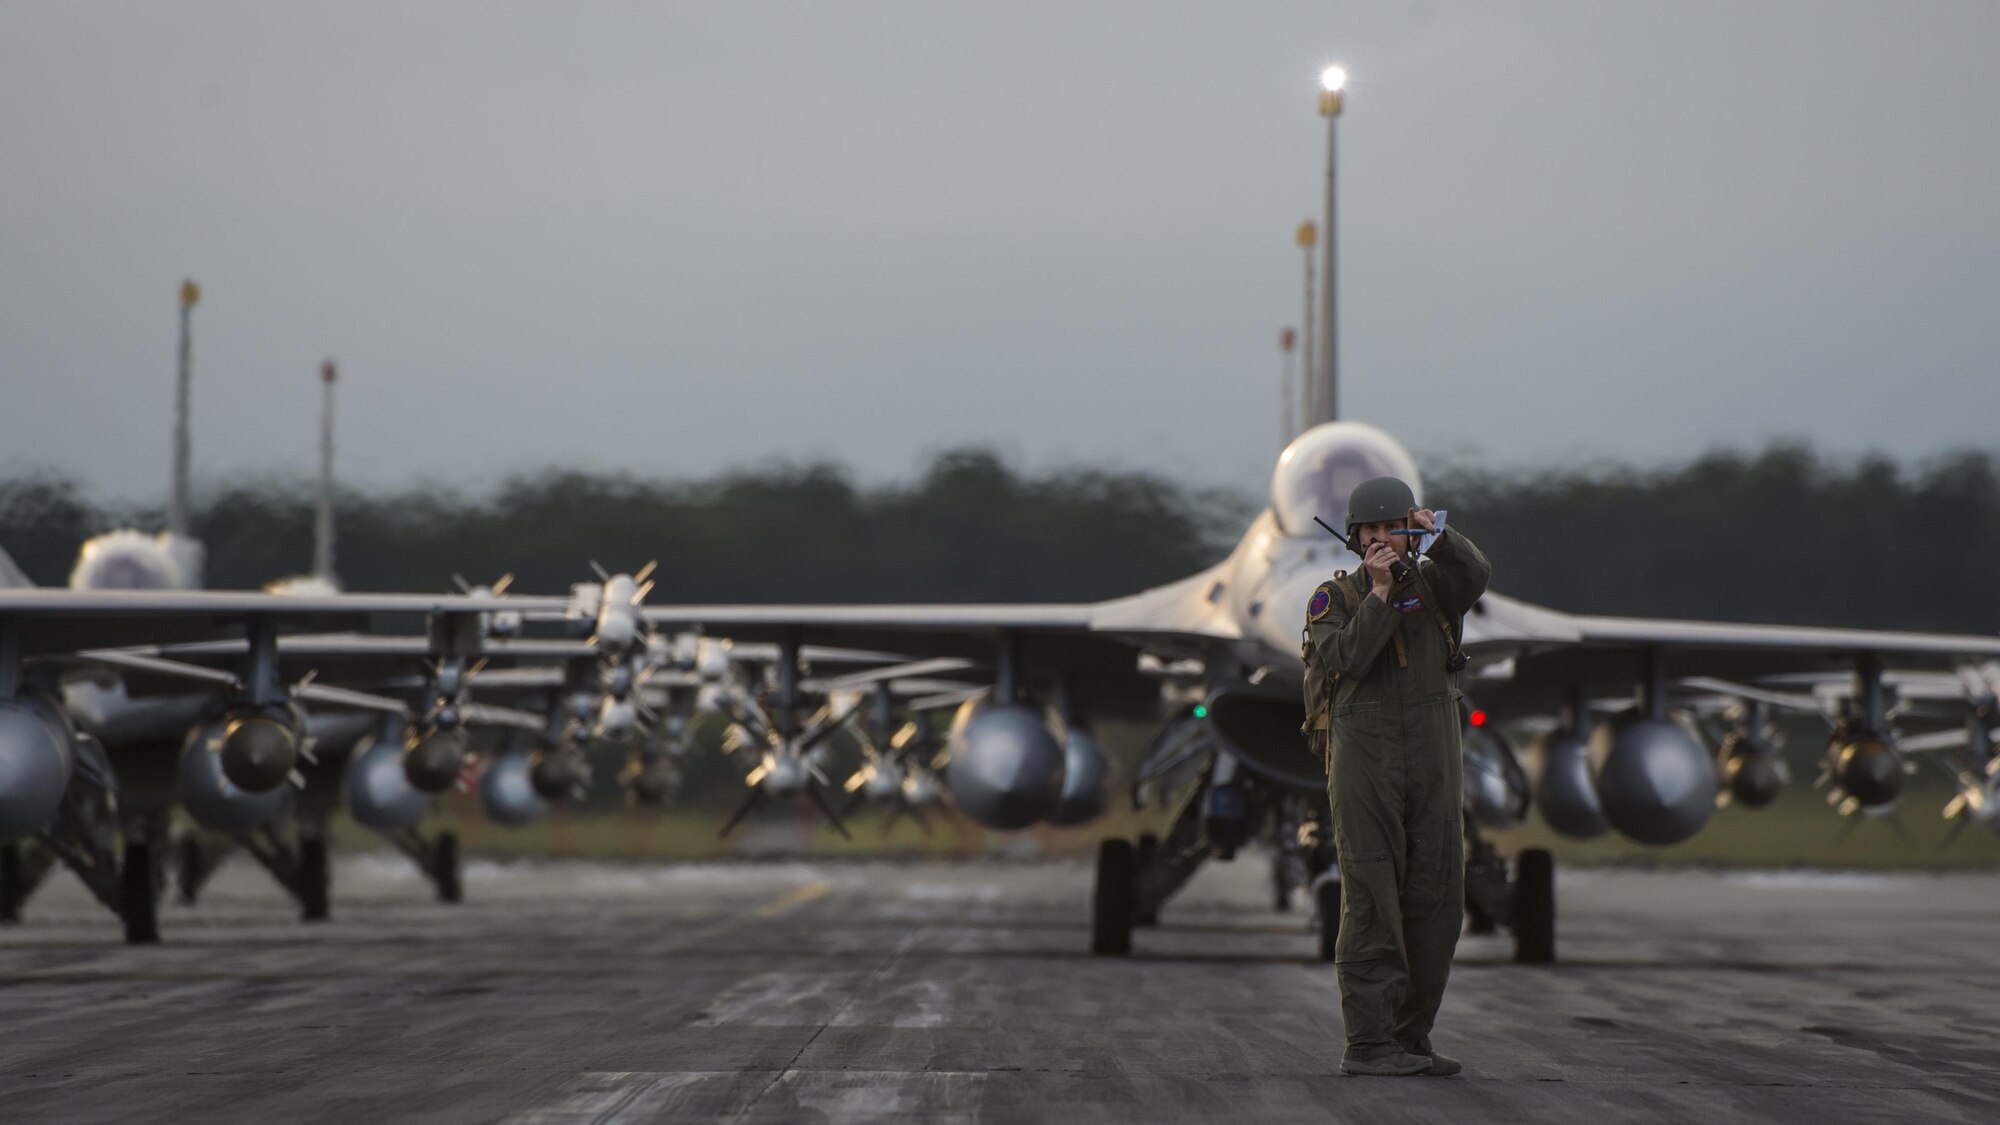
[1312, 66, 1344, 424]
[169, 279, 199, 538]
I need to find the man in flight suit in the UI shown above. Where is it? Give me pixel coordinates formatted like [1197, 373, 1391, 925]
[1306, 476, 1491, 1077]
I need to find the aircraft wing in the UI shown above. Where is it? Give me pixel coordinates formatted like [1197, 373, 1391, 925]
[0, 589, 564, 658]
[1466, 601, 2000, 714]
[632, 571, 1244, 711]
[1567, 615, 2000, 658]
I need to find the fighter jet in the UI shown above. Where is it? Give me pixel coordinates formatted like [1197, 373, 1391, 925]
[603, 417, 2000, 964]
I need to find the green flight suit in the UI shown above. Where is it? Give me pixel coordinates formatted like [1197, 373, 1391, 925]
[1307, 527, 1491, 1058]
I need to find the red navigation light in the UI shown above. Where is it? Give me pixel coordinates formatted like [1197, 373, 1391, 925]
[1468, 710, 1488, 728]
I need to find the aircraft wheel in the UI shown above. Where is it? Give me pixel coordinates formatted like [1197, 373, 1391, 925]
[1133, 833, 1159, 927]
[435, 832, 463, 904]
[121, 840, 160, 945]
[299, 838, 330, 922]
[1465, 891, 1497, 935]
[1315, 879, 1341, 962]
[176, 836, 206, 906]
[1090, 838, 1135, 956]
[1512, 848, 1555, 964]
[0, 843, 24, 924]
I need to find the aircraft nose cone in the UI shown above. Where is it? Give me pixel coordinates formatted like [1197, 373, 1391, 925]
[1592, 718, 1716, 845]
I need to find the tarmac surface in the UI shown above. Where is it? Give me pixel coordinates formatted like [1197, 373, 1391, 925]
[1, 850, 1997, 1124]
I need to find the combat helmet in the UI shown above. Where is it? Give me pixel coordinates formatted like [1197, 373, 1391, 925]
[1345, 476, 1416, 533]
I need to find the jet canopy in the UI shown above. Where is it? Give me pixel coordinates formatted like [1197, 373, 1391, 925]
[1270, 421, 1423, 538]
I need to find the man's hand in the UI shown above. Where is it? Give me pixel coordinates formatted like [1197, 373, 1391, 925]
[1364, 541, 1399, 597]
[1408, 508, 1438, 534]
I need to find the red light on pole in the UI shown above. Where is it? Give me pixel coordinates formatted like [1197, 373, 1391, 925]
[1468, 710, 1488, 728]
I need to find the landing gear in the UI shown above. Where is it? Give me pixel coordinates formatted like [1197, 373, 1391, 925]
[382, 827, 466, 904]
[1090, 838, 1135, 955]
[0, 843, 24, 923]
[120, 839, 161, 944]
[1512, 847, 1555, 964]
[434, 831, 463, 904]
[174, 833, 230, 906]
[1465, 895, 1498, 935]
[299, 837, 330, 922]
[1132, 834, 1159, 927]
[1462, 813, 1557, 962]
[1314, 877, 1342, 962]
[0, 842, 52, 923]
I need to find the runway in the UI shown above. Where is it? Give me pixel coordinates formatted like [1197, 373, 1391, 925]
[2, 852, 1996, 1123]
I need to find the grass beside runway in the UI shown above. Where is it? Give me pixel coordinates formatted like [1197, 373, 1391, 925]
[330, 783, 2000, 869]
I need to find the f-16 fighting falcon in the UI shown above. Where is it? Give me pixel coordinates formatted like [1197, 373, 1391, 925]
[609, 413, 2000, 967]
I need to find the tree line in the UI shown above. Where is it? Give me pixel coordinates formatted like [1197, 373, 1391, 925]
[3, 442, 1996, 634]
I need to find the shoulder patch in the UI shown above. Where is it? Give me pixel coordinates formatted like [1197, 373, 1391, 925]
[1308, 585, 1334, 622]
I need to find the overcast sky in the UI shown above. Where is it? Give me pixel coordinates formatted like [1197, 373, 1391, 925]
[3, 1, 1995, 504]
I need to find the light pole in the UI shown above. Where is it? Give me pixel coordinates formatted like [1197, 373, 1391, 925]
[1296, 220, 1317, 425]
[1314, 66, 1345, 425]
[170, 279, 200, 540]
[1279, 325, 1297, 446]
[315, 360, 337, 583]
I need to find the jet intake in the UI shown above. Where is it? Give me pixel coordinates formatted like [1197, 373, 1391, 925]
[1199, 686, 1327, 791]
[0, 697, 77, 843]
[1590, 718, 1717, 845]
[943, 701, 1065, 830]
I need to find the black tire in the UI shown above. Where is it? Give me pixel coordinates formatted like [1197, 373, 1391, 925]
[1465, 892, 1497, 935]
[299, 838, 330, 922]
[434, 832, 463, 904]
[176, 836, 205, 906]
[1274, 885, 1292, 914]
[1315, 879, 1342, 962]
[121, 840, 160, 944]
[1132, 833, 1160, 926]
[0, 843, 23, 924]
[1513, 847, 1555, 964]
[1090, 838, 1136, 955]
